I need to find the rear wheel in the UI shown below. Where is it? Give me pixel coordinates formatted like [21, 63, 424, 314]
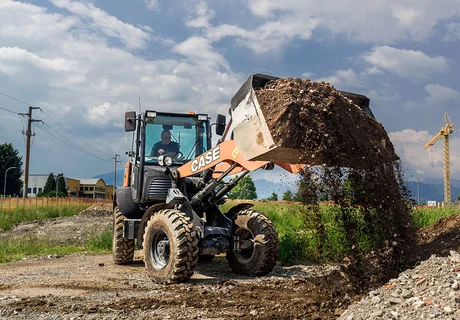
[143, 209, 198, 284]
[226, 210, 279, 276]
[112, 206, 135, 265]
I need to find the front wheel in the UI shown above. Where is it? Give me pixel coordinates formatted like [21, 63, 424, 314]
[143, 209, 198, 284]
[226, 210, 279, 276]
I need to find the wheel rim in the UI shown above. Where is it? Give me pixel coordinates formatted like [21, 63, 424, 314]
[235, 228, 254, 261]
[149, 228, 170, 270]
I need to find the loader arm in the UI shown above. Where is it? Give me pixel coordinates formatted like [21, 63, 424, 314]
[176, 140, 268, 178]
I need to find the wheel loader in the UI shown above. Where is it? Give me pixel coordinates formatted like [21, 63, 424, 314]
[113, 74, 375, 284]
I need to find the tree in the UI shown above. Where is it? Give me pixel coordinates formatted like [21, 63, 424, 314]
[43, 173, 56, 194]
[266, 192, 278, 201]
[282, 190, 293, 201]
[0, 143, 23, 196]
[57, 173, 67, 195]
[228, 175, 257, 200]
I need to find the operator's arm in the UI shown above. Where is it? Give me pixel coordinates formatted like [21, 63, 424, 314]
[150, 142, 161, 156]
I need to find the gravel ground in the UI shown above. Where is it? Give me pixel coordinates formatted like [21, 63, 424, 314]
[1, 204, 459, 319]
[340, 251, 460, 320]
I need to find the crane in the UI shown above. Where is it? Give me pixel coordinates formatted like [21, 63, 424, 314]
[424, 112, 454, 203]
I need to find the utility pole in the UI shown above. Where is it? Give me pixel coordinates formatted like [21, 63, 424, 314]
[112, 154, 121, 196]
[417, 177, 420, 205]
[19, 106, 42, 198]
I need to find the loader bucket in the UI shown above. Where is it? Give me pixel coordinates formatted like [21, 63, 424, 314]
[229, 74, 377, 164]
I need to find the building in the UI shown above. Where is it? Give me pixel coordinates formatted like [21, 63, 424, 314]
[78, 178, 106, 199]
[66, 178, 81, 197]
[25, 174, 48, 197]
[105, 185, 116, 200]
[22, 174, 115, 199]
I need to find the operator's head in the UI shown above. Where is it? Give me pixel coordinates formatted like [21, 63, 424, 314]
[161, 130, 171, 145]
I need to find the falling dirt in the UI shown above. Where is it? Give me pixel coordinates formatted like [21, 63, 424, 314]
[256, 77, 417, 290]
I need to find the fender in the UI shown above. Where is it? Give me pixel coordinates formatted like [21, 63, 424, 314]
[225, 203, 254, 220]
[115, 187, 143, 219]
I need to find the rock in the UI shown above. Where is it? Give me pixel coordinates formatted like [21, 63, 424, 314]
[413, 301, 425, 309]
[451, 281, 459, 290]
[401, 289, 412, 298]
[371, 296, 382, 304]
[389, 298, 403, 304]
[249, 310, 258, 316]
[443, 306, 454, 314]
[369, 310, 384, 318]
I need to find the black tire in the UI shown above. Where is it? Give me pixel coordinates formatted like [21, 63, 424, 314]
[112, 206, 135, 265]
[198, 255, 215, 263]
[143, 209, 198, 284]
[226, 210, 279, 276]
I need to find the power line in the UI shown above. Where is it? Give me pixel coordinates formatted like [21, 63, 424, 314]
[0, 90, 114, 159]
[37, 123, 111, 163]
[0, 91, 31, 106]
[40, 109, 113, 158]
[0, 105, 18, 114]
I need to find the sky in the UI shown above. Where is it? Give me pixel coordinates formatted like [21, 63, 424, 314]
[0, 0, 460, 187]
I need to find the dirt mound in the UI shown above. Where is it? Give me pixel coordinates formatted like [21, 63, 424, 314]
[79, 203, 112, 216]
[255, 78, 397, 166]
[418, 212, 460, 259]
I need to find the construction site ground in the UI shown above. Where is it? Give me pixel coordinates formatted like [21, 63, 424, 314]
[1, 203, 460, 319]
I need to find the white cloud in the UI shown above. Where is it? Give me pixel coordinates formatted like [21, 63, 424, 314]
[445, 22, 460, 41]
[184, 0, 460, 52]
[172, 37, 229, 71]
[0, 47, 78, 75]
[185, 1, 213, 29]
[363, 46, 449, 79]
[318, 69, 365, 89]
[301, 72, 314, 79]
[425, 84, 460, 104]
[144, 0, 158, 10]
[389, 129, 460, 179]
[49, 0, 151, 50]
[85, 102, 133, 127]
[0, 1, 244, 178]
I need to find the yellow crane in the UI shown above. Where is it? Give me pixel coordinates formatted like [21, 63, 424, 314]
[424, 112, 454, 203]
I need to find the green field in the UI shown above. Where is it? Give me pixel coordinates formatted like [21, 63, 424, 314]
[0, 203, 90, 232]
[1, 201, 458, 264]
[221, 201, 460, 265]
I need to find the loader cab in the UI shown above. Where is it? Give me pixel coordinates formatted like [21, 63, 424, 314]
[143, 111, 212, 166]
[124, 110, 215, 205]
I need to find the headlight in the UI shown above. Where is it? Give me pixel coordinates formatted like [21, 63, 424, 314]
[157, 155, 173, 166]
[164, 155, 173, 166]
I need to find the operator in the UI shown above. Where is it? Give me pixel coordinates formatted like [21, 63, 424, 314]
[150, 130, 179, 157]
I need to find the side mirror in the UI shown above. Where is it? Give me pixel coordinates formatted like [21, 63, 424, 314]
[125, 111, 136, 132]
[215, 114, 226, 136]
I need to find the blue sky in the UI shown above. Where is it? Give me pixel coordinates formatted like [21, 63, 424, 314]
[0, 0, 460, 186]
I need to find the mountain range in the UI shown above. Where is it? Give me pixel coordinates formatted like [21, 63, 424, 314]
[93, 170, 456, 203]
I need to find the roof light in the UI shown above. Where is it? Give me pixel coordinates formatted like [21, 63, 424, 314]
[197, 114, 208, 121]
[188, 111, 195, 115]
[146, 111, 157, 118]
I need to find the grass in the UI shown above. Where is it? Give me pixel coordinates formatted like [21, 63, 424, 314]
[411, 207, 459, 229]
[0, 226, 112, 263]
[221, 200, 460, 265]
[1, 199, 458, 265]
[0, 203, 90, 232]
